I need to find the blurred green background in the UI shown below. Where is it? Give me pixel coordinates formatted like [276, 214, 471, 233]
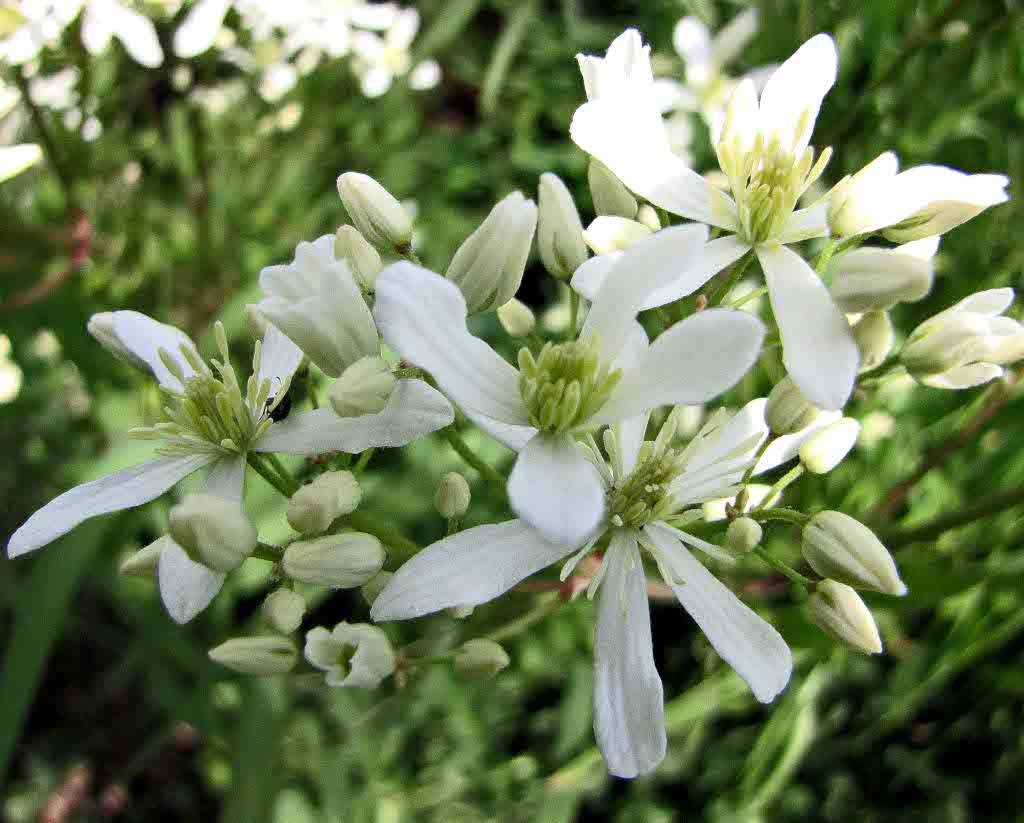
[2, 0, 1023, 820]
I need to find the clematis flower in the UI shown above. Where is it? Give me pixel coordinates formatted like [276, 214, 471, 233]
[571, 30, 859, 411]
[373, 224, 765, 549]
[77, 0, 164, 67]
[0, 143, 41, 183]
[6, 312, 453, 622]
[350, 9, 440, 98]
[304, 622, 395, 688]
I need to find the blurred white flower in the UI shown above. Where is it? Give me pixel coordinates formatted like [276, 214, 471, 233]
[351, 9, 439, 97]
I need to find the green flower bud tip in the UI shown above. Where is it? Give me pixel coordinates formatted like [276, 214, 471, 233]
[725, 517, 762, 556]
[169, 494, 258, 573]
[119, 537, 171, 579]
[334, 225, 383, 292]
[803, 511, 906, 595]
[282, 532, 385, 588]
[262, 589, 306, 634]
[766, 376, 820, 435]
[809, 580, 883, 655]
[361, 571, 394, 606]
[497, 298, 537, 339]
[336, 172, 413, 252]
[537, 172, 588, 281]
[798, 418, 860, 474]
[209, 636, 298, 675]
[852, 311, 894, 373]
[435, 471, 471, 519]
[455, 638, 511, 679]
[287, 470, 362, 534]
[588, 158, 637, 219]
[329, 356, 397, 418]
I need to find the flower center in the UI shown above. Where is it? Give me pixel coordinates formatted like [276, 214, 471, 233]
[606, 415, 686, 529]
[517, 336, 620, 434]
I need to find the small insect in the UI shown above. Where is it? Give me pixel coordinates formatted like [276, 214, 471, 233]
[266, 391, 292, 422]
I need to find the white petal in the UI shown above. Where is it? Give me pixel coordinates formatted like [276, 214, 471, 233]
[640, 234, 750, 308]
[685, 398, 769, 475]
[711, 9, 760, 67]
[673, 17, 711, 67]
[615, 413, 650, 477]
[0, 144, 42, 183]
[205, 455, 246, 502]
[255, 379, 454, 455]
[158, 541, 225, 624]
[173, 0, 230, 58]
[111, 311, 202, 392]
[80, 6, 112, 55]
[371, 519, 574, 621]
[593, 529, 666, 778]
[258, 324, 304, 393]
[373, 262, 530, 426]
[925, 363, 1004, 390]
[571, 253, 621, 302]
[8, 454, 213, 558]
[463, 407, 537, 451]
[776, 202, 830, 245]
[755, 410, 842, 473]
[948, 287, 1014, 318]
[508, 433, 606, 549]
[595, 309, 764, 424]
[758, 244, 858, 411]
[643, 524, 792, 702]
[110, 2, 164, 67]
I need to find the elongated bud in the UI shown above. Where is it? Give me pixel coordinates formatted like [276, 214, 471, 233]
[88, 312, 148, 371]
[337, 172, 413, 252]
[799, 418, 859, 474]
[119, 536, 170, 578]
[209, 636, 298, 675]
[766, 376, 820, 435]
[334, 225, 383, 292]
[830, 242, 934, 313]
[282, 533, 384, 587]
[287, 470, 362, 534]
[582, 216, 651, 255]
[809, 580, 882, 654]
[446, 192, 538, 313]
[435, 471, 471, 519]
[304, 623, 395, 688]
[454, 638, 510, 679]
[588, 159, 637, 219]
[244, 304, 269, 340]
[329, 356, 396, 418]
[169, 494, 258, 573]
[262, 589, 306, 633]
[851, 310, 894, 373]
[636, 205, 661, 232]
[537, 172, 588, 280]
[361, 571, 393, 606]
[827, 152, 899, 238]
[725, 517, 762, 556]
[497, 298, 536, 338]
[803, 511, 906, 595]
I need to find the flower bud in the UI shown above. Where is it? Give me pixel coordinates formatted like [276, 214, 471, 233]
[169, 494, 258, 573]
[798, 418, 859, 474]
[588, 159, 637, 219]
[537, 172, 588, 280]
[809, 580, 882, 654]
[119, 536, 170, 578]
[803, 511, 906, 595]
[827, 152, 899, 239]
[287, 470, 362, 534]
[361, 571, 393, 606]
[329, 356, 396, 417]
[435, 471, 471, 519]
[445, 192, 538, 313]
[766, 377, 820, 435]
[636, 204, 661, 231]
[336, 172, 413, 252]
[208, 636, 298, 675]
[282, 533, 385, 587]
[262, 589, 306, 633]
[334, 225, 383, 292]
[305, 622, 395, 688]
[830, 241, 935, 313]
[88, 312, 149, 372]
[244, 304, 269, 339]
[454, 638, 510, 679]
[496, 298, 536, 338]
[725, 517, 762, 556]
[582, 216, 651, 255]
[851, 311, 894, 373]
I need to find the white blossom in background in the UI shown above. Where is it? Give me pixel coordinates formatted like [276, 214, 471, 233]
[0, 1, 80, 64]
[350, 9, 440, 98]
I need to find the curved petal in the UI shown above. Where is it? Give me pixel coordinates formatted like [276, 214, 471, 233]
[758, 244, 858, 411]
[614, 412, 651, 477]
[370, 519, 574, 621]
[254, 379, 454, 455]
[641, 234, 750, 308]
[926, 363, 1004, 390]
[777, 202, 830, 245]
[464, 407, 537, 451]
[593, 529, 666, 778]
[373, 262, 530, 426]
[158, 541, 225, 624]
[258, 325, 304, 395]
[7, 454, 213, 558]
[595, 309, 764, 424]
[508, 433, 606, 549]
[109, 2, 164, 67]
[571, 253, 622, 301]
[111, 311, 203, 392]
[173, 0, 231, 58]
[205, 455, 246, 502]
[755, 410, 842, 473]
[711, 9, 760, 67]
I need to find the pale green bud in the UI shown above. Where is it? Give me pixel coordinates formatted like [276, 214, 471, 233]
[329, 356, 397, 418]
[361, 571, 393, 606]
[830, 242, 934, 313]
[808, 580, 882, 654]
[454, 638, 510, 679]
[537, 172, 588, 280]
[852, 311, 894, 373]
[435, 471, 471, 519]
[282, 533, 385, 587]
[636, 204, 661, 231]
[169, 494, 258, 573]
[244, 304, 269, 340]
[582, 216, 651, 255]
[588, 159, 637, 219]
[119, 537, 169, 578]
[287, 470, 362, 534]
[334, 225, 383, 292]
[262, 589, 306, 633]
[87, 312, 148, 372]
[803, 511, 906, 595]
[725, 517, 762, 556]
[496, 298, 536, 338]
[336, 172, 413, 252]
[208, 636, 298, 675]
[798, 417, 860, 474]
[446, 192, 538, 313]
[766, 377, 820, 435]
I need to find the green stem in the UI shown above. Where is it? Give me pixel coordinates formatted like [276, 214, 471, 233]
[486, 593, 561, 643]
[751, 507, 809, 528]
[11, 66, 77, 208]
[880, 486, 1024, 549]
[753, 546, 812, 588]
[707, 252, 753, 308]
[247, 454, 294, 498]
[354, 448, 376, 474]
[344, 510, 420, 562]
[725, 285, 768, 310]
[567, 286, 580, 340]
[741, 437, 774, 485]
[252, 542, 284, 562]
[752, 465, 804, 513]
[442, 427, 507, 497]
[814, 238, 838, 275]
[267, 453, 300, 494]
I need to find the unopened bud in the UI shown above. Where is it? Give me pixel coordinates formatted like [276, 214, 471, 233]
[497, 298, 536, 338]
[208, 636, 298, 674]
[582, 216, 651, 255]
[454, 638, 510, 678]
[361, 571, 393, 606]
[244, 304, 269, 340]
[636, 205, 661, 231]
[830, 243, 934, 313]
[803, 511, 906, 595]
[435, 471, 471, 519]
[334, 225, 383, 292]
[446, 192, 538, 313]
[169, 494, 258, 573]
[537, 172, 588, 280]
[766, 377, 820, 435]
[725, 517, 762, 556]
[588, 159, 637, 219]
[262, 588, 306, 633]
[287, 470, 362, 534]
[329, 356, 396, 417]
[798, 418, 859, 474]
[809, 580, 882, 654]
[282, 532, 385, 587]
[119, 536, 170, 578]
[336, 172, 413, 252]
[88, 312, 148, 372]
[852, 311, 894, 373]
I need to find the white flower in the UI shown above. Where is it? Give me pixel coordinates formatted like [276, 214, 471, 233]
[78, 0, 164, 67]
[830, 237, 937, 313]
[571, 31, 860, 411]
[173, 0, 232, 58]
[0, 143, 41, 183]
[6, 313, 452, 623]
[373, 225, 765, 549]
[0, 1, 80, 64]
[350, 9, 438, 98]
[304, 622, 395, 688]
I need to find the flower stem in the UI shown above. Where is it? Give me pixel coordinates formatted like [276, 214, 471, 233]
[247, 454, 294, 498]
[344, 510, 421, 562]
[10, 66, 77, 209]
[814, 238, 839, 277]
[486, 593, 561, 643]
[567, 286, 580, 339]
[266, 453, 300, 494]
[753, 465, 804, 513]
[751, 507, 809, 528]
[753, 546, 812, 588]
[724, 285, 768, 310]
[707, 252, 753, 308]
[354, 448, 376, 474]
[441, 427, 507, 497]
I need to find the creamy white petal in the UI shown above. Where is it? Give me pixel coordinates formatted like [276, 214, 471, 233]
[254, 379, 453, 455]
[0, 144, 42, 183]
[258, 325, 304, 395]
[370, 519, 574, 621]
[615, 412, 651, 477]
[684, 398, 769, 476]
[593, 529, 666, 779]
[711, 9, 760, 67]
[204, 454, 246, 502]
[108, 1, 164, 67]
[756, 410, 843, 473]
[158, 541, 225, 624]
[776, 202, 830, 245]
[508, 433, 606, 549]
[641, 234, 750, 308]
[173, 0, 230, 58]
[463, 408, 537, 451]
[925, 363, 1004, 390]
[947, 287, 1014, 318]
[8, 454, 213, 558]
[673, 17, 711, 68]
[758, 244, 858, 411]
[111, 311, 203, 392]
[571, 253, 622, 302]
